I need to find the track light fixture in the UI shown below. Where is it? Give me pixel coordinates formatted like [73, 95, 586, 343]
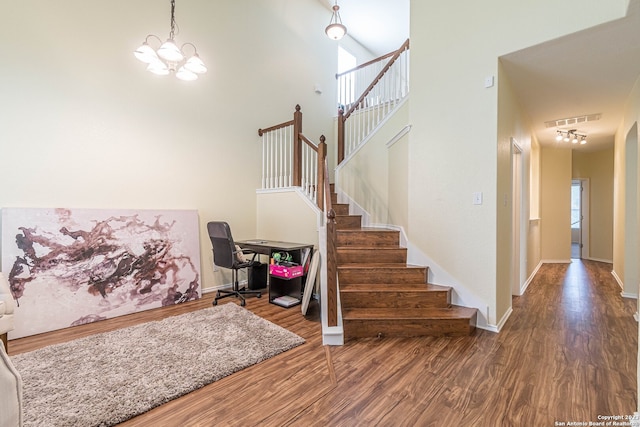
[555, 129, 587, 145]
[325, 1, 347, 40]
[134, 0, 207, 81]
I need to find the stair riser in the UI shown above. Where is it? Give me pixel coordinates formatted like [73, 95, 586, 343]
[333, 204, 349, 215]
[331, 193, 338, 204]
[343, 317, 476, 339]
[339, 268, 427, 284]
[336, 216, 362, 230]
[337, 231, 399, 247]
[337, 248, 407, 264]
[340, 291, 450, 309]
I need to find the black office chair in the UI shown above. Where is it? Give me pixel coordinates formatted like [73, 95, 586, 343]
[207, 221, 262, 307]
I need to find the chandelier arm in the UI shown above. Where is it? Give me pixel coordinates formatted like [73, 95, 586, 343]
[144, 34, 163, 45]
[181, 42, 198, 55]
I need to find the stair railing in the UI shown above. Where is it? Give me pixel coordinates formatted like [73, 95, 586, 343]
[323, 157, 338, 327]
[258, 105, 327, 210]
[337, 39, 410, 164]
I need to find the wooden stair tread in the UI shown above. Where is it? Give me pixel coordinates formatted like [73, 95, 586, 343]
[339, 227, 396, 232]
[340, 283, 450, 292]
[338, 264, 425, 269]
[343, 306, 477, 320]
[337, 247, 407, 254]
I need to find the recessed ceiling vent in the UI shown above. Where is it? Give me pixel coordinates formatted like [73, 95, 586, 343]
[544, 113, 602, 128]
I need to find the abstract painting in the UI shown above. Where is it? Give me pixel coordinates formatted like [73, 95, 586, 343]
[1, 208, 201, 339]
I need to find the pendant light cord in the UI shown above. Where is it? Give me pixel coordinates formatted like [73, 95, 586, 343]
[169, 0, 178, 40]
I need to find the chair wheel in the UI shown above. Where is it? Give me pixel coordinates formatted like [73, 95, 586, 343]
[212, 300, 218, 306]
[240, 300, 246, 307]
[257, 293, 262, 298]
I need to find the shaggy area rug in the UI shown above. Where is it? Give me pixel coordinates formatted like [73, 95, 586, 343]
[11, 303, 305, 427]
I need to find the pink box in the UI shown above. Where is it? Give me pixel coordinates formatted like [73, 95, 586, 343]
[270, 264, 304, 279]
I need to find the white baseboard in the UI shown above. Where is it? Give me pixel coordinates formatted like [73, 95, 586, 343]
[201, 280, 248, 295]
[496, 307, 513, 332]
[541, 259, 572, 264]
[583, 256, 613, 263]
[322, 326, 345, 346]
[477, 307, 513, 333]
[520, 261, 543, 295]
[611, 269, 624, 291]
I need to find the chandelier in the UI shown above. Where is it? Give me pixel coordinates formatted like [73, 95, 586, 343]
[134, 0, 207, 81]
[325, 1, 347, 40]
[555, 129, 587, 145]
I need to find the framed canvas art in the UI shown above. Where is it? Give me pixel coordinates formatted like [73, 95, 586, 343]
[1, 207, 201, 339]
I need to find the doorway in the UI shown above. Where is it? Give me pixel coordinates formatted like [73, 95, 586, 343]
[571, 179, 589, 259]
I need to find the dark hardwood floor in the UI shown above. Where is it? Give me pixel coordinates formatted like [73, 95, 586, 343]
[8, 259, 637, 426]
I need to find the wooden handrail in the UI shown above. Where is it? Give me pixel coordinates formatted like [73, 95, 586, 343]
[335, 49, 397, 79]
[257, 120, 294, 137]
[300, 134, 318, 152]
[323, 156, 338, 327]
[343, 39, 409, 120]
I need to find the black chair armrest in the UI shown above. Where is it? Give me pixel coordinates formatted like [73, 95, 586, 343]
[233, 247, 258, 263]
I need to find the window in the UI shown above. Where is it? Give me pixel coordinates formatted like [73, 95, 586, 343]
[571, 182, 581, 229]
[337, 46, 356, 108]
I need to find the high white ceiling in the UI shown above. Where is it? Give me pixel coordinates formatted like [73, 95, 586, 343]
[501, 1, 640, 152]
[317, 0, 409, 56]
[319, 0, 640, 152]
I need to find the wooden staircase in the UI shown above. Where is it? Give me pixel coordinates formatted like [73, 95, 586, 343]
[330, 188, 478, 340]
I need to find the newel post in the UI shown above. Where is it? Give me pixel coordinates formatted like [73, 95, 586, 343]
[293, 104, 302, 186]
[337, 108, 345, 165]
[317, 135, 327, 211]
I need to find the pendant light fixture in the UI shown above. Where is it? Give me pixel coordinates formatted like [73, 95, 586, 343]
[325, 1, 347, 40]
[134, 0, 207, 81]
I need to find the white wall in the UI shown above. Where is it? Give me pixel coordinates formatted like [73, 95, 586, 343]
[540, 147, 572, 262]
[0, 0, 338, 291]
[572, 147, 615, 262]
[337, 101, 409, 227]
[256, 190, 320, 249]
[409, 0, 627, 326]
[614, 75, 640, 297]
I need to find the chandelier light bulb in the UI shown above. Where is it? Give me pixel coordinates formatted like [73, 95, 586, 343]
[158, 39, 184, 62]
[134, 43, 158, 63]
[556, 132, 563, 142]
[176, 66, 198, 81]
[184, 54, 207, 74]
[147, 59, 170, 75]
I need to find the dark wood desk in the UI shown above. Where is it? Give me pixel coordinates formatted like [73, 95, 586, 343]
[235, 240, 313, 308]
[235, 240, 312, 256]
